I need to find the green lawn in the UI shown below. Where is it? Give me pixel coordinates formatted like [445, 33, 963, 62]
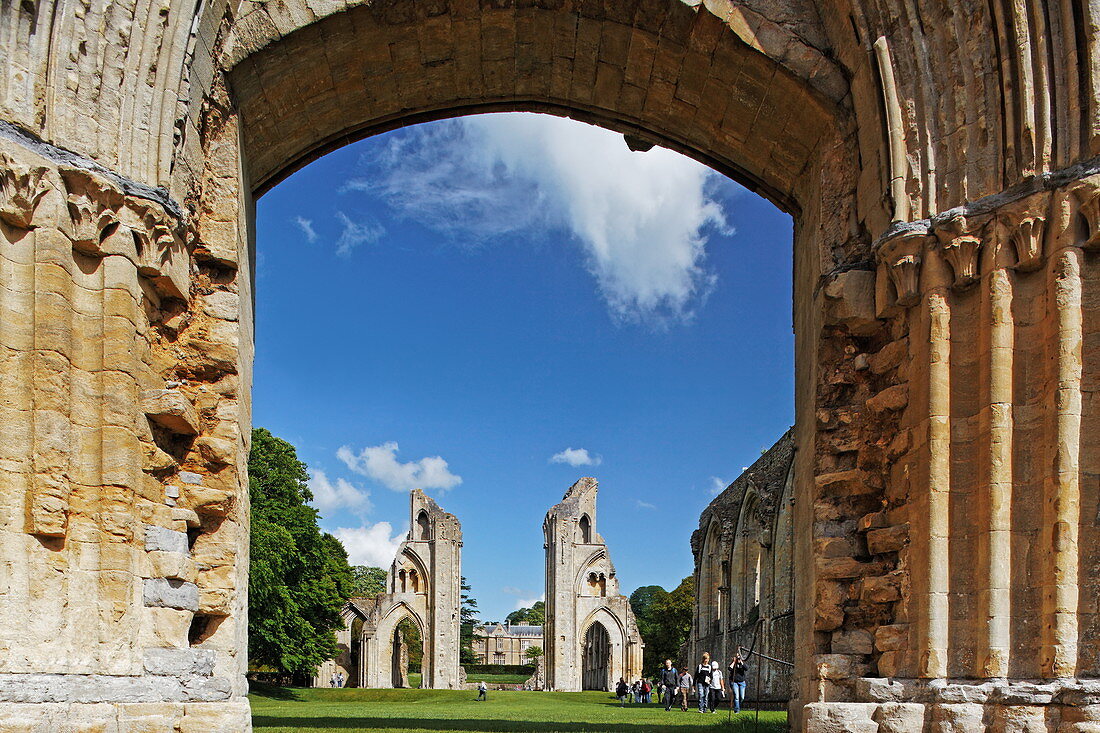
[250, 685, 788, 733]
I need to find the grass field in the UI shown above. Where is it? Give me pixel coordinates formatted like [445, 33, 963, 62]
[404, 673, 531, 688]
[250, 685, 788, 733]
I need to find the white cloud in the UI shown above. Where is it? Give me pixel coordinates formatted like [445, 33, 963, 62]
[332, 523, 406, 567]
[334, 211, 384, 256]
[308, 469, 372, 517]
[513, 594, 545, 610]
[550, 447, 601, 467]
[293, 215, 318, 243]
[337, 441, 462, 492]
[709, 476, 729, 496]
[502, 587, 544, 610]
[636, 500, 656, 510]
[348, 113, 733, 324]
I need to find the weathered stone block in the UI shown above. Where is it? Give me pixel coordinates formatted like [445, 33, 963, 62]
[867, 524, 909, 554]
[143, 578, 199, 611]
[875, 624, 909, 652]
[185, 486, 234, 517]
[801, 702, 879, 732]
[874, 702, 926, 732]
[861, 572, 903, 603]
[144, 649, 216, 677]
[832, 628, 874, 654]
[196, 437, 235, 467]
[144, 525, 188, 555]
[141, 390, 199, 436]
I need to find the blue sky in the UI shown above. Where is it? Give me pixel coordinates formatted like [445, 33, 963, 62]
[253, 113, 793, 622]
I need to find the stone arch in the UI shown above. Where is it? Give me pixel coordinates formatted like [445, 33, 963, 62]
[579, 606, 628, 691]
[372, 600, 430, 686]
[729, 490, 765, 626]
[8, 0, 1100, 726]
[577, 514, 592, 544]
[416, 510, 431, 541]
[392, 547, 430, 597]
[697, 517, 724, 635]
[222, 0, 847, 216]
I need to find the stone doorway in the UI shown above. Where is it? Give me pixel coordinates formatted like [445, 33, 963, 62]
[391, 617, 423, 689]
[581, 622, 610, 692]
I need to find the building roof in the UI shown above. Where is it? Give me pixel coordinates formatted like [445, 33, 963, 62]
[476, 623, 544, 638]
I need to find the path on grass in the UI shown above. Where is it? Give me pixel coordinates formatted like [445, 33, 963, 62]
[250, 686, 788, 733]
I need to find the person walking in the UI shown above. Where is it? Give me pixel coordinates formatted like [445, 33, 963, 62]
[616, 678, 629, 707]
[729, 653, 748, 714]
[660, 659, 678, 711]
[708, 661, 725, 713]
[476, 680, 487, 702]
[695, 652, 713, 713]
[677, 668, 692, 711]
[641, 678, 651, 704]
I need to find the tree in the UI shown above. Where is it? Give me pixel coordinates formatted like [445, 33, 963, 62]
[630, 584, 671, 672]
[506, 600, 545, 626]
[350, 566, 387, 597]
[637, 576, 694, 673]
[524, 645, 543, 665]
[459, 576, 480, 665]
[248, 427, 355, 676]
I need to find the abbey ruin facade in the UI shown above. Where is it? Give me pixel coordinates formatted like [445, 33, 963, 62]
[314, 490, 463, 690]
[3, 0, 1100, 729]
[543, 477, 644, 691]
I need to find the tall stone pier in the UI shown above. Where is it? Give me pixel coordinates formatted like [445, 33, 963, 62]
[3, 0, 1100, 728]
[542, 478, 643, 692]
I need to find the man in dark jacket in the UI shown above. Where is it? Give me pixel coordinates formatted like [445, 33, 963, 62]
[659, 659, 679, 711]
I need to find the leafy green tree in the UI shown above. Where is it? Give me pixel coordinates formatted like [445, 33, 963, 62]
[248, 427, 355, 675]
[506, 600, 545, 626]
[638, 576, 694, 673]
[350, 566, 387, 597]
[524, 645, 543, 665]
[459, 576, 480, 665]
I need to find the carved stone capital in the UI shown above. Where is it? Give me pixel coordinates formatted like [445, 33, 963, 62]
[60, 167, 121, 254]
[128, 202, 190, 301]
[877, 228, 927, 308]
[1008, 216, 1046, 272]
[0, 153, 52, 229]
[1075, 188, 1100, 249]
[933, 213, 983, 289]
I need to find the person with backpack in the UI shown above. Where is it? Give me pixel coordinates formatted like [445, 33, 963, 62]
[695, 652, 713, 713]
[729, 653, 748, 713]
[677, 668, 693, 711]
[708, 661, 725, 713]
[615, 678, 629, 706]
[659, 659, 679, 711]
[641, 678, 651, 704]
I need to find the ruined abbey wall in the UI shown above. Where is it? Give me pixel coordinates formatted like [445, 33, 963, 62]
[317, 490, 463, 691]
[3, 0, 1100, 729]
[689, 430, 796, 704]
[543, 478, 644, 692]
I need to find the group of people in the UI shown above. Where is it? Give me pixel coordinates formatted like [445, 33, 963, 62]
[652, 652, 749, 713]
[613, 678, 654, 705]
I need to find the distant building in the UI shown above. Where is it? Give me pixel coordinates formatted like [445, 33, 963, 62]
[472, 622, 544, 665]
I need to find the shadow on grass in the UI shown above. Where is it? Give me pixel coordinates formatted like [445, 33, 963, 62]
[252, 716, 786, 732]
[249, 682, 305, 701]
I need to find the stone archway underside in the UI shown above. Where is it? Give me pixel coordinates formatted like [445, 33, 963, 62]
[3, 0, 1100, 730]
